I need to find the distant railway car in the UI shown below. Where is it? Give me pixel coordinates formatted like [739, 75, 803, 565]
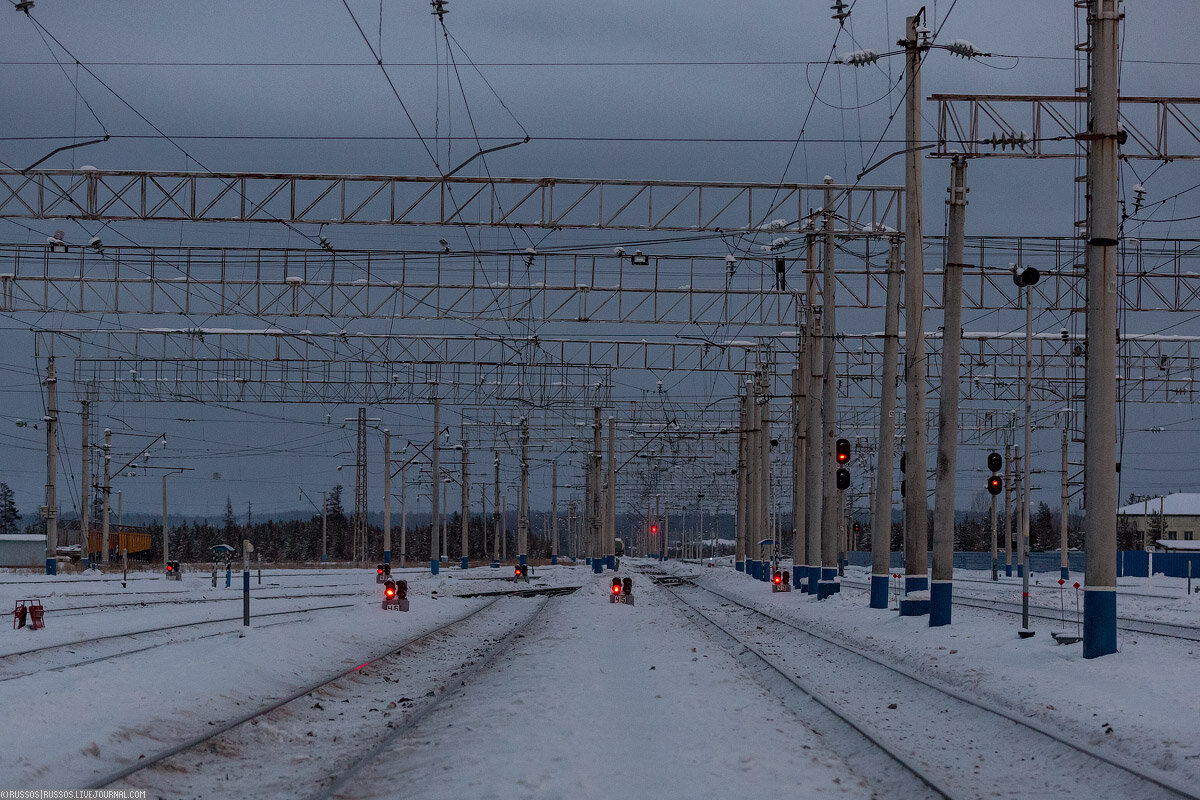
[86, 529, 152, 561]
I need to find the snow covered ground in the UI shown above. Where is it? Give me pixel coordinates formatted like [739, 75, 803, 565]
[0, 560, 1195, 798]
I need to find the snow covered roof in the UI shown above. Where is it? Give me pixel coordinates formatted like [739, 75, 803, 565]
[1155, 539, 1200, 551]
[0, 534, 44, 543]
[1118, 493, 1200, 516]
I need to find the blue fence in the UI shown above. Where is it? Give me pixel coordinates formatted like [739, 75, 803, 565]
[846, 550, 1200, 579]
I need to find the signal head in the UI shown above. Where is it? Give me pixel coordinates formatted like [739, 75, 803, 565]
[987, 475, 1003, 496]
[773, 571, 782, 585]
[622, 577, 632, 595]
[611, 577, 622, 595]
[384, 579, 397, 599]
[836, 468, 850, 491]
[835, 438, 851, 464]
[987, 451, 1003, 473]
[650, 524, 658, 535]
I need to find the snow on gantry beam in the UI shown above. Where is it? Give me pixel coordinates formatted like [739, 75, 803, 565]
[0, 169, 903, 234]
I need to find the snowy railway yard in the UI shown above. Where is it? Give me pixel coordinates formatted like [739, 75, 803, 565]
[1, 562, 1198, 800]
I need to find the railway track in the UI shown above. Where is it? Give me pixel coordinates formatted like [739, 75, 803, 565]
[838, 576, 1200, 643]
[89, 594, 557, 797]
[650, 569, 1199, 800]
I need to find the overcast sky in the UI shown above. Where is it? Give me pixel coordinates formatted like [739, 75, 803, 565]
[1, 0, 1198, 523]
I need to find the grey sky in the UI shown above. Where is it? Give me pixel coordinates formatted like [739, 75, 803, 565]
[0, 0, 1197, 521]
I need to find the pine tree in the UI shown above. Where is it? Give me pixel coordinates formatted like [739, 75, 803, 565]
[0, 483, 20, 534]
[223, 497, 236, 532]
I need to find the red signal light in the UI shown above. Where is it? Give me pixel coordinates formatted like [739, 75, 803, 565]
[650, 524, 658, 534]
[773, 572, 782, 584]
[386, 586, 396, 598]
[166, 564, 173, 572]
[384, 579, 397, 599]
[377, 567, 384, 576]
[611, 578, 622, 595]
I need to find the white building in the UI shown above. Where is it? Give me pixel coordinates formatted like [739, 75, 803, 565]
[1117, 493, 1200, 547]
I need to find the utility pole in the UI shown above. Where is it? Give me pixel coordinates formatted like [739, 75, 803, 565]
[819, 177, 839, 597]
[990, 478, 999, 582]
[102, 428, 111, 565]
[430, 396, 440, 575]
[551, 461, 558, 565]
[805, 234, 823, 593]
[871, 238, 902, 608]
[567, 499, 576, 561]
[931, 156, 968, 627]
[384, 430, 392, 566]
[758, 366, 771, 576]
[322, 490, 329, 565]
[607, 416, 616, 568]
[1083, 0, 1121, 659]
[901, 11, 931, 613]
[461, 427, 469, 569]
[591, 406, 602, 571]
[791, 364, 806, 580]
[80, 400, 90, 564]
[43, 356, 58, 575]
[519, 417, 529, 568]
[1022, 283, 1034, 631]
[735, 388, 748, 572]
[1061, 428, 1070, 580]
[493, 451, 501, 564]
[353, 407, 367, 567]
[1004, 442, 1013, 576]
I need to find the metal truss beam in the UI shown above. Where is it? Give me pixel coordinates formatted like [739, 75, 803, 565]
[933, 94, 1200, 160]
[0, 169, 902, 234]
[5, 237, 1199, 318]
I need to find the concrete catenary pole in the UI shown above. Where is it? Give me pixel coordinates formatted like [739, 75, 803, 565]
[791, 364, 806, 579]
[735, 389, 748, 572]
[493, 452, 501, 563]
[901, 12, 930, 613]
[324, 489, 330, 566]
[819, 178, 840, 597]
[931, 156, 968, 626]
[44, 356, 58, 575]
[1022, 288, 1033, 629]
[1061, 428, 1070, 580]
[607, 416, 616, 568]
[551, 461, 559, 565]
[805, 236, 823, 593]
[1004, 442, 1013, 576]
[102, 428, 111, 565]
[747, 378, 760, 574]
[383, 430, 392, 566]
[430, 396, 441, 575]
[871, 238, 902, 608]
[519, 418, 529, 568]
[591, 407, 602, 571]
[990, 481, 999, 582]
[758, 367, 771, 577]
[461, 428, 469, 569]
[567, 499, 576, 561]
[80, 400, 90, 563]
[1083, 0, 1120, 659]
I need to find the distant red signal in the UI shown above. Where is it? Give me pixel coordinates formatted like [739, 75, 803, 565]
[384, 580, 397, 599]
[772, 571, 782, 585]
[650, 524, 658, 535]
[611, 578, 622, 595]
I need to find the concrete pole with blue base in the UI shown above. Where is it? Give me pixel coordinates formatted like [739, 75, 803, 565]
[590, 407, 603, 572]
[805, 243, 823, 594]
[899, 13, 930, 616]
[735, 390, 747, 573]
[1060, 429, 1070, 581]
[43, 355, 58, 576]
[818, 178, 840, 600]
[242, 540, 252, 626]
[607, 417, 616, 569]
[790, 365, 806, 591]
[519, 418, 529, 569]
[871, 239, 901, 609]
[1082, 0, 1120, 659]
[930, 156, 968, 627]
[1015, 448, 1025, 579]
[757, 366, 771, 581]
[431, 395, 441, 576]
[383, 430, 391, 567]
[461, 428, 470, 570]
[493, 452, 501, 566]
[1004, 444, 1013, 577]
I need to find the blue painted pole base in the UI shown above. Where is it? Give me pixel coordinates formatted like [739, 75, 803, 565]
[519, 554, 528, 567]
[808, 566, 821, 594]
[490, 561, 499, 568]
[821, 567, 837, 583]
[225, 567, 231, 588]
[383, 551, 391, 565]
[817, 580, 841, 600]
[1060, 566, 1069, 581]
[430, 558, 439, 575]
[1017, 564, 1025, 578]
[929, 581, 952, 627]
[1005, 563, 1012, 577]
[899, 592, 930, 616]
[607, 555, 615, 570]
[869, 574, 889, 609]
[1083, 588, 1118, 659]
[45, 558, 56, 576]
[735, 561, 745, 573]
[585, 557, 592, 565]
[461, 556, 469, 570]
[592, 559, 603, 574]
[551, 555, 558, 565]
[904, 575, 928, 593]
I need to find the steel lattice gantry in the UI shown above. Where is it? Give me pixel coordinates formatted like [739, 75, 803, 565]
[5, 237, 1200, 320]
[0, 169, 901, 233]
